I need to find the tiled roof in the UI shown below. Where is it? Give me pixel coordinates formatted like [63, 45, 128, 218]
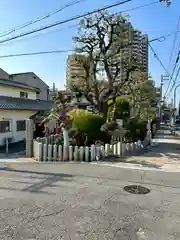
[0, 96, 55, 111]
[0, 79, 40, 92]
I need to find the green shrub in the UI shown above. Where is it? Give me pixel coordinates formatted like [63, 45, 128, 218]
[125, 118, 147, 142]
[68, 127, 86, 146]
[107, 97, 130, 121]
[100, 121, 118, 132]
[72, 110, 110, 145]
[55, 134, 64, 145]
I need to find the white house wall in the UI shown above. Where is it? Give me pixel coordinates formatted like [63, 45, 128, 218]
[10, 73, 49, 101]
[0, 109, 37, 146]
[0, 85, 37, 99]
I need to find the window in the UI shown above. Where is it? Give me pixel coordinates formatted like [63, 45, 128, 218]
[36, 92, 40, 100]
[16, 120, 26, 132]
[20, 91, 28, 99]
[0, 121, 10, 133]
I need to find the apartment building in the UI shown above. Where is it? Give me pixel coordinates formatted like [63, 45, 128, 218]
[111, 20, 148, 84]
[66, 54, 88, 87]
[111, 21, 134, 84]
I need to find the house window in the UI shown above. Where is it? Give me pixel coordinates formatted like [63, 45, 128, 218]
[0, 121, 10, 133]
[20, 91, 28, 99]
[36, 92, 40, 100]
[16, 120, 26, 131]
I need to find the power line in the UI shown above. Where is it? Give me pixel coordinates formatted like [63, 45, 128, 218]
[0, 0, 139, 45]
[0, 0, 86, 38]
[164, 49, 180, 97]
[0, 50, 73, 58]
[168, 15, 180, 70]
[0, 0, 159, 47]
[117, 0, 159, 14]
[149, 30, 180, 43]
[0, 39, 174, 58]
[148, 43, 170, 76]
[0, 24, 77, 47]
[166, 65, 180, 100]
[164, 27, 180, 97]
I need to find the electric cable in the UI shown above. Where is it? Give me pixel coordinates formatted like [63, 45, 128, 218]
[0, 0, 87, 38]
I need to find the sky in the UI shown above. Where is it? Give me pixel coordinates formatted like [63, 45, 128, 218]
[0, 0, 179, 102]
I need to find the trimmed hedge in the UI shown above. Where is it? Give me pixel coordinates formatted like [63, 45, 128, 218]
[69, 109, 110, 145]
[125, 118, 147, 142]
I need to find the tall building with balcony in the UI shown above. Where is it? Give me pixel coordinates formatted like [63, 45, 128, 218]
[111, 21, 148, 84]
[66, 54, 88, 87]
[111, 21, 134, 84]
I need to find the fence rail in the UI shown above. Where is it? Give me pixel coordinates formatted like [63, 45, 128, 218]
[33, 133, 150, 162]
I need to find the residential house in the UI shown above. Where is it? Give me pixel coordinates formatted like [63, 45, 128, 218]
[9, 72, 50, 101]
[0, 68, 9, 80]
[0, 78, 55, 146]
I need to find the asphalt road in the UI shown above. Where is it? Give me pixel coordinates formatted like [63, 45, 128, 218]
[1, 162, 180, 239]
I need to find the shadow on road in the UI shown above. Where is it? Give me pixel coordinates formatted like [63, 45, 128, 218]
[0, 168, 73, 194]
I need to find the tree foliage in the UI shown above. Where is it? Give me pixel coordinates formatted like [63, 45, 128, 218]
[71, 11, 138, 117]
[160, 0, 171, 6]
[43, 91, 73, 129]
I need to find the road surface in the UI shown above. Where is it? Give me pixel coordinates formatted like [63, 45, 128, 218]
[0, 162, 180, 239]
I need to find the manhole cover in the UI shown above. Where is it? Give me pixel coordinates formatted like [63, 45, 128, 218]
[124, 185, 150, 194]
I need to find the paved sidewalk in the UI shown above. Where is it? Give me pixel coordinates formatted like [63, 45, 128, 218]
[114, 124, 180, 171]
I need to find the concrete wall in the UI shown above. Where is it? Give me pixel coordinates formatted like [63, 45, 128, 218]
[0, 85, 37, 99]
[0, 69, 9, 80]
[10, 73, 49, 101]
[0, 109, 37, 146]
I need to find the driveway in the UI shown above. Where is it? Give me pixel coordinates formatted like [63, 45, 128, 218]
[0, 162, 180, 239]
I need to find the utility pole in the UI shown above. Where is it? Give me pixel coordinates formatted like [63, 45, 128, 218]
[159, 74, 169, 122]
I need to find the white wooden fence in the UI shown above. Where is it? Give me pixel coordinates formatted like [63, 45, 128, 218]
[33, 133, 150, 162]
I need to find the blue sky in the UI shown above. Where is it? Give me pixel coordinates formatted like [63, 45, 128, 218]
[0, 0, 179, 100]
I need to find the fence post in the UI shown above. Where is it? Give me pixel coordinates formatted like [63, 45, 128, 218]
[113, 144, 117, 156]
[48, 144, 53, 161]
[140, 141, 144, 149]
[26, 119, 34, 157]
[69, 146, 73, 161]
[121, 143, 126, 156]
[100, 145, 105, 158]
[130, 142, 135, 152]
[63, 146, 68, 161]
[34, 141, 37, 160]
[105, 143, 110, 157]
[90, 145, 96, 161]
[85, 146, 89, 162]
[33, 140, 36, 158]
[135, 141, 138, 151]
[74, 146, 79, 161]
[43, 144, 48, 161]
[37, 142, 43, 161]
[117, 142, 121, 156]
[53, 145, 58, 161]
[126, 143, 130, 153]
[95, 146, 101, 161]
[79, 146, 84, 161]
[58, 145, 63, 161]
